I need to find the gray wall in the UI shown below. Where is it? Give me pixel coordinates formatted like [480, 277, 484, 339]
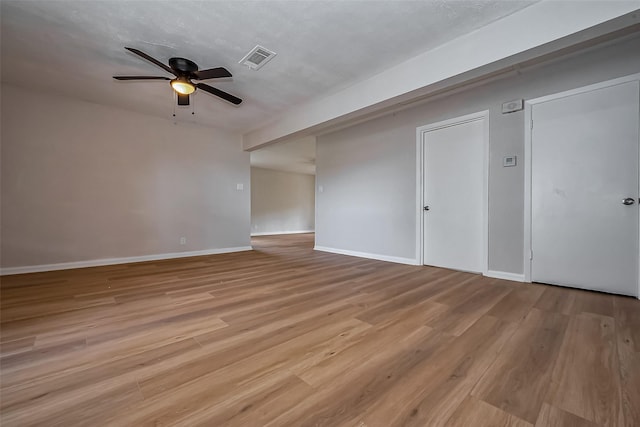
[1, 84, 251, 269]
[316, 35, 640, 274]
[251, 167, 315, 235]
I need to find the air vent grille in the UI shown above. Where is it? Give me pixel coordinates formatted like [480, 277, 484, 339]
[240, 45, 276, 70]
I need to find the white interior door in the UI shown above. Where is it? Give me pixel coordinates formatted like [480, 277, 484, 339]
[422, 116, 485, 273]
[531, 80, 640, 296]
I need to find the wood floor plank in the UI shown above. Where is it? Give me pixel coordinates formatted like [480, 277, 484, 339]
[266, 326, 452, 427]
[0, 337, 35, 358]
[471, 308, 569, 424]
[614, 295, 640, 353]
[546, 313, 621, 427]
[2, 316, 227, 390]
[188, 375, 316, 427]
[287, 317, 375, 377]
[123, 371, 299, 426]
[446, 396, 533, 427]
[426, 281, 512, 336]
[133, 308, 364, 401]
[614, 296, 640, 426]
[486, 283, 545, 323]
[2, 378, 144, 426]
[570, 289, 616, 318]
[358, 315, 518, 427]
[0, 337, 87, 374]
[1, 233, 637, 426]
[0, 338, 202, 411]
[110, 321, 368, 427]
[295, 302, 446, 388]
[617, 348, 640, 427]
[534, 403, 601, 427]
[534, 285, 578, 315]
[352, 270, 460, 325]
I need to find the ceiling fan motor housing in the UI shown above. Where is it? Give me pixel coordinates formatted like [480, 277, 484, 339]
[169, 58, 198, 96]
[169, 57, 198, 75]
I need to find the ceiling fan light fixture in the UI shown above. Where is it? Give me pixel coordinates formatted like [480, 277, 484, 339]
[171, 77, 195, 95]
[114, 47, 241, 105]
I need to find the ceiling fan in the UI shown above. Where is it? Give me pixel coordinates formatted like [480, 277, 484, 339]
[113, 47, 242, 106]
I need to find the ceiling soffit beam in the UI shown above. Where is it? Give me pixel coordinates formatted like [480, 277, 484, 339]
[242, 1, 640, 151]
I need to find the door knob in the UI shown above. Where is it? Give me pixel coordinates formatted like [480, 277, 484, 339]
[424, 206, 430, 211]
[622, 198, 636, 205]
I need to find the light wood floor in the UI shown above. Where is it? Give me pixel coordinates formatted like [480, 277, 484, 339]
[1, 233, 638, 426]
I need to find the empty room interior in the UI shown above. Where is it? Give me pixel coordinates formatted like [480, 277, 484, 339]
[1, 1, 640, 426]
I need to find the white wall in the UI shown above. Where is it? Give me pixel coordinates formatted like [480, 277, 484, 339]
[315, 35, 640, 274]
[251, 167, 315, 235]
[1, 84, 251, 271]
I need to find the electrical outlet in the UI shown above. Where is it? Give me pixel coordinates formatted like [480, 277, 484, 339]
[180, 237, 186, 245]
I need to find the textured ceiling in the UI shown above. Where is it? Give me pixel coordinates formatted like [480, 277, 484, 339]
[1, 0, 537, 133]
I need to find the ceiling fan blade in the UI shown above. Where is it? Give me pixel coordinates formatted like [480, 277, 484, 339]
[196, 83, 242, 105]
[177, 93, 190, 106]
[125, 47, 177, 76]
[193, 67, 232, 80]
[113, 76, 171, 80]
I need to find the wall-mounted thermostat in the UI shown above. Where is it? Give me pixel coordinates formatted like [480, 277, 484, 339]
[502, 99, 524, 114]
[503, 155, 517, 167]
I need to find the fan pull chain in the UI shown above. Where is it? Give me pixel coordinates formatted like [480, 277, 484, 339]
[172, 90, 177, 117]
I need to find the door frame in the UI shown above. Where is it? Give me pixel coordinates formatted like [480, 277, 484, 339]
[415, 110, 489, 274]
[523, 73, 640, 297]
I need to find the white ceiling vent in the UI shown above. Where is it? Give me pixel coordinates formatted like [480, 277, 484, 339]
[239, 45, 277, 70]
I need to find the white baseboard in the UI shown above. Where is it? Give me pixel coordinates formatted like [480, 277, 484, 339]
[251, 230, 314, 236]
[485, 270, 526, 282]
[0, 246, 253, 276]
[314, 246, 419, 266]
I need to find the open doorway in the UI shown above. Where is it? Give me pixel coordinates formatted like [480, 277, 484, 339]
[249, 137, 316, 248]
